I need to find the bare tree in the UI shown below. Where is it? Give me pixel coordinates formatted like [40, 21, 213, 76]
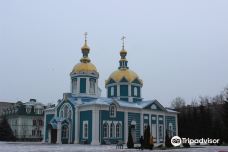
[170, 97, 186, 109]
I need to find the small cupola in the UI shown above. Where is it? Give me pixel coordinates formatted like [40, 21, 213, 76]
[70, 33, 100, 99]
[105, 36, 143, 102]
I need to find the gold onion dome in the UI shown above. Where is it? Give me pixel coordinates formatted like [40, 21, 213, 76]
[72, 62, 97, 73]
[109, 69, 140, 82]
[72, 33, 97, 74]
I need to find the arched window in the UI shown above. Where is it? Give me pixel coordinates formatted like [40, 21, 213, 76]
[116, 123, 121, 138]
[134, 87, 138, 96]
[89, 79, 95, 94]
[110, 105, 116, 117]
[60, 111, 63, 118]
[64, 105, 68, 118]
[103, 123, 109, 138]
[111, 87, 114, 96]
[68, 110, 72, 119]
[110, 123, 115, 138]
[159, 125, 163, 139]
[62, 125, 68, 138]
[72, 79, 77, 94]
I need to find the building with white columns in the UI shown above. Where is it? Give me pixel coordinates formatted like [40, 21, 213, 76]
[43, 35, 178, 145]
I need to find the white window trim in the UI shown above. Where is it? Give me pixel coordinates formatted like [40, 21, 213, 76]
[116, 123, 122, 138]
[111, 87, 114, 96]
[110, 105, 116, 118]
[134, 87, 138, 96]
[103, 122, 109, 138]
[110, 123, 115, 138]
[159, 125, 163, 140]
[59, 103, 73, 119]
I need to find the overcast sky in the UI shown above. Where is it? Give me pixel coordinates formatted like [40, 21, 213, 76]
[0, 0, 228, 106]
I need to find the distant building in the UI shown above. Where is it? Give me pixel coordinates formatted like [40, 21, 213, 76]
[0, 101, 15, 117]
[2, 99, 46, 141]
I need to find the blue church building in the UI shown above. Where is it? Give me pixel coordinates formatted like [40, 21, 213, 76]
[43, 35, 178, 145]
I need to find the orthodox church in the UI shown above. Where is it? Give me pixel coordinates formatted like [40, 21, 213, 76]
[43, 34, 178, 145]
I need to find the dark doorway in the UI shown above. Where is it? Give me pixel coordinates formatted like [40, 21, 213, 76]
[51, 129, 57, 144]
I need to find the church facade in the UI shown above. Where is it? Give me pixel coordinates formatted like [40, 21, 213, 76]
[43, 36, 178, 145]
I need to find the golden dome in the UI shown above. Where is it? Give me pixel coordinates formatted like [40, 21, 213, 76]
[72, 62, 97, 73]
[108, 69, 141, 83]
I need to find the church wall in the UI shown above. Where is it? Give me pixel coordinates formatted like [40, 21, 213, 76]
[99, 110, 124, 144]
[128, 112, 141, 142]
[79, 110, 92, 144]
[45, 114, 54, 141]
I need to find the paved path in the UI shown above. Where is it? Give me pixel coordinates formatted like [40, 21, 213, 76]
[0, 142, 228, 152]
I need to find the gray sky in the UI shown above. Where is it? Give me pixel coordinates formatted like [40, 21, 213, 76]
[0, 0, 228, 106]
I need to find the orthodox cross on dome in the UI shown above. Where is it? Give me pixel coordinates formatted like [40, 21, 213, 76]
[119, 35, 128, 69]
[84, 32, 88, 42]
[80, 32, 90, 63]
[121, 36, 126, 49]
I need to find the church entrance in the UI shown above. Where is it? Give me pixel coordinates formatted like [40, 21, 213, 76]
[51, 129, 57, 144]
[61, 125, 69, 144]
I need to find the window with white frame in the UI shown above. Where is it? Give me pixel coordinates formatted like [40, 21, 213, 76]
[159, 125, 163, 139]
[152, 124, 157, 139]
[103, 123, 109, 138]
[116, 123, 121, 138]
[68, 110, 72, 119]
[169, 123, 173, 136]
[60, 104, 72, 119]
[111, 87, 114, 96]
[110, 123, 115, 138]
[110, 105, 116, 117]
[32, 130, 36, 136]
[89, 79, 95, 94]
[60, 111, 63, 118]
[72, 79, 77, 94]
[83, 121, 88, 139]
[134, 87, 138, 96]
[64, 105, 68, 118]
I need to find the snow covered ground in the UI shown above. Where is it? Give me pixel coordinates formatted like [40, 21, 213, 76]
[0, 142, 228, 152]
